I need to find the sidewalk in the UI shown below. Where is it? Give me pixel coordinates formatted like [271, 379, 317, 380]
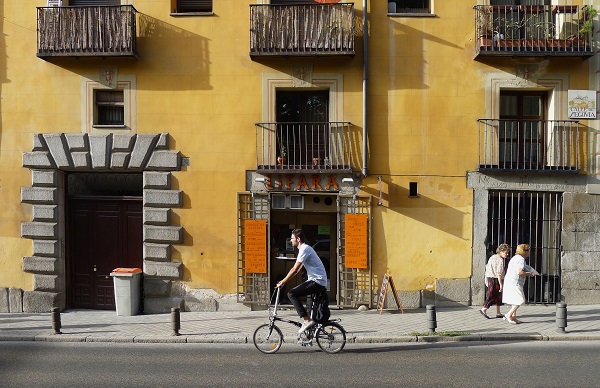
[1, 304, 599, 344]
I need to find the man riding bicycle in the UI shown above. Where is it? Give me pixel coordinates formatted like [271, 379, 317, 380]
[276, 228, 328, 334]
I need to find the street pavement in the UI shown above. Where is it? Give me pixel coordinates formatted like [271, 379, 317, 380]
[1, 303, 599, 344]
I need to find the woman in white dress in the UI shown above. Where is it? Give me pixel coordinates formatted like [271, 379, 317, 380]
[502, 244, 535, 324]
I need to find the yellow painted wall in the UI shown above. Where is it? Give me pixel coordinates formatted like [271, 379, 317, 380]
[0, 1, 593, 296]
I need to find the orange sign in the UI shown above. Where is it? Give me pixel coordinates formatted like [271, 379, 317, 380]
[245, 220, 267, 274]
[345, 214, 368, 268]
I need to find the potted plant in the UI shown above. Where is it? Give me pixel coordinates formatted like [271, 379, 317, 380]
[476, 6, 494, 49]
[277, 145, 287, 167]
[576, 6, 597, 44]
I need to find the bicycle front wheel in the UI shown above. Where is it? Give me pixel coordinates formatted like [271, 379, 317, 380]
[253, 323, 283, 354]
[315, 322, 346, 354]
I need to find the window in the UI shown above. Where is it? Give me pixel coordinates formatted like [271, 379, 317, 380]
[498, 91, 547, 168]
[388, 0, 431, 14]
[172, 0, 212, 14]
[276, 90, 329, 168]
[69, 0, 121, 5]
[95, 90, 124, 126]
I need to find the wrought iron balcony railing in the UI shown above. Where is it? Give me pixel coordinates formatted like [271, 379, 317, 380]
[477, 119, 582, 172]
[250, 3, 354, 57]
[37, 5, 137, 58]
[474, 5, 594, 58]
[256, 122, 354, 172]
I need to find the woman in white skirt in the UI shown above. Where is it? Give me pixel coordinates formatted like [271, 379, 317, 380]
[502, 244, 535, 324]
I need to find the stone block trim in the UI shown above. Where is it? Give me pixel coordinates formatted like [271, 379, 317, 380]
[143, 243, 171, 261]
[144, 225, 183, 243]
[113, 134, 135, 151]
[144, 189, 182, 208]
[9, 288, 23, 313]
[21, 222, 58, 239]
[23, 291, 60, 313]
[144, 208, 170, 225]
[110, 152, 131, 169]
[433, 278, 471, 307]
[23, 151, 54, 169]
[72, 152, 91, 169]
[146, 151, 181, 171]
[44, 134, 72, 169]
[32, 240, 59, 257]
[143, 171, 171, 189]
[0, 288, 8, 313]
[144, 260, 183, 279]
[129, 135, 159, 170]
[65, 133, 87, 151]
[89, 135, 111, 170]
[23, 257, 58, 273]
[32, 170, 57, 187]
[21, 187, 57, 204]
[34, 274, 61, 292]
[144, 279, 172, 297]
[32, 205, 58, 221]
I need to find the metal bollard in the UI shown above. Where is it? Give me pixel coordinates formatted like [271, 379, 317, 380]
[171, 307, 181, 336]
[51, 307, 62, 334]
[556, 302, 567, 333]
[426, 304, 437, 333]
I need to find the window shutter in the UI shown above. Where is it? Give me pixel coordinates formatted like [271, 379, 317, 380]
[69, 0, 121, 6]
[177, 0, 212, 13]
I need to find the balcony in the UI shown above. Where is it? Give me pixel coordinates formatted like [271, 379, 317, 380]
[255, 122, 355, 173]
[250, 3, 354, 58]
[477, 119, 582, 173]
[474, 5, 594, 59]
[37, 5, 137, 59]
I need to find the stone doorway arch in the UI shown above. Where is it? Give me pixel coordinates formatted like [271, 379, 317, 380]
[21, 133, 183, 313]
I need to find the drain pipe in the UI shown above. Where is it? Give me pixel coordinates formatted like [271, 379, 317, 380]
[362, 0, 369, 178]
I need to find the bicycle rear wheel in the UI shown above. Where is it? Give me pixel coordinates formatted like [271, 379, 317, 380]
[315, 322, 346, 354]
[253, 323, 283, 354]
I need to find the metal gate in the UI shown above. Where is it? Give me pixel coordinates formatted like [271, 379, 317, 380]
[487, 190, 562, 304]
[237, 192, 270, 304]
[338, 195, 372, 308]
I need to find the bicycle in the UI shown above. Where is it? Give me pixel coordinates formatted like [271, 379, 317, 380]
[252, 287, 346, 354]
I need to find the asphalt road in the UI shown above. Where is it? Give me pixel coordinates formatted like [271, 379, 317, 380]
[1, 341, 598, 387]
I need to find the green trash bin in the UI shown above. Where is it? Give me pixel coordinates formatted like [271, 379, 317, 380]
[110, 268, 142, 316]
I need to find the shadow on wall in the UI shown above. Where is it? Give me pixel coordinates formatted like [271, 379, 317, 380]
[136, 13, 212, 91]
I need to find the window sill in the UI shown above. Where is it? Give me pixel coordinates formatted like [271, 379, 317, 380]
[170, 12, 214, 17]
[387, 13, 436, 18]
[93, 125, 127, 129]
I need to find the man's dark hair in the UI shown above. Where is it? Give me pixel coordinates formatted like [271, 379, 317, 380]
[291, 228, 305, 243]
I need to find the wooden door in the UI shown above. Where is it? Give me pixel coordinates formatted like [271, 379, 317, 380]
[68, 197, 143, 310]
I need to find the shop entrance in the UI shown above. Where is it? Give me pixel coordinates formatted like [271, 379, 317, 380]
[270, 211, 337, 303]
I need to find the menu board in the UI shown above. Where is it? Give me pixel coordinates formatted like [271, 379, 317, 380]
[245, 220, 267, 273]
[345, 214, 368, 268]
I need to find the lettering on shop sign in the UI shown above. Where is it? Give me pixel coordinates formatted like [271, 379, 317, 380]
[344, 214, 368, 269]
[264, 174, 339, 191]
[245, 220, 267, 274]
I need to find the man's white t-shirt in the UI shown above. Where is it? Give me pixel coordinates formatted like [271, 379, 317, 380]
[297, 243, 327, 287]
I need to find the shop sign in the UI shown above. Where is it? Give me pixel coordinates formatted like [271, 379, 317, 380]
[245, 220, 267, 273]
[264, 174, 339, 191]
[568, 90, 596, 119]
[345, 214, 368, 269]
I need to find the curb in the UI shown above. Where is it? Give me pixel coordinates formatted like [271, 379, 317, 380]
[3, 334, 600, 344]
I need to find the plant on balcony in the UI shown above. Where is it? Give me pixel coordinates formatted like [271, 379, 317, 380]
[277, 146, 287, 167]
[577, 6, 597, 39]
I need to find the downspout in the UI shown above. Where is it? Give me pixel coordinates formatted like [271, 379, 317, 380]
[362, 0, 369, 177]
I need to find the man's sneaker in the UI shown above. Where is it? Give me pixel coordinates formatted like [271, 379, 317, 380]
[298, 320, 315, 334]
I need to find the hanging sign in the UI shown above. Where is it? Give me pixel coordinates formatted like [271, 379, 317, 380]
[344, 214, 368, 268]
[376, 273, 404, 314]
[568, 90, 596, 119]
[245, 220, 267, 274]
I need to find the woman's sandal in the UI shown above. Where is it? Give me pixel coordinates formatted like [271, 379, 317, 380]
[479, 309, 490, 319]
[495, 314, 504, 318]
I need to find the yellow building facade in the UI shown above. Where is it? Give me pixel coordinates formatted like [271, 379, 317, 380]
[1, 1, 599, 313]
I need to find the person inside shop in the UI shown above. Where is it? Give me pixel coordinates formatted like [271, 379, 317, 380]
[276, 228, 328, 334]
